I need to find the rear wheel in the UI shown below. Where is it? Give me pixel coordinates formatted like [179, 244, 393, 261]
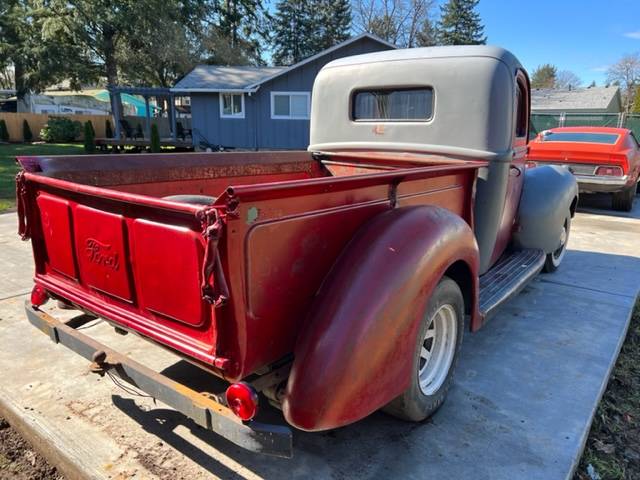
[544, 215, 570, 273]
[384, 277, 464, 422]
[612, 185, 636, 212]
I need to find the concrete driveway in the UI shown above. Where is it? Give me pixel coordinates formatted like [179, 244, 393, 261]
[0, 194, 639, 480]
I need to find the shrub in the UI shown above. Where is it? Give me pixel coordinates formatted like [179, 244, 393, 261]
[150, 124, 161, 152]
[40, 116, 82, 143]
[83, 121, 96, 153]
[105, 119, 113, 138]
[22, 119, 33, 142]
[0, 120, 8, 142]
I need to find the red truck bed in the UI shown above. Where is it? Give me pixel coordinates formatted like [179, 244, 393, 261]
[17, 151, 484, 381]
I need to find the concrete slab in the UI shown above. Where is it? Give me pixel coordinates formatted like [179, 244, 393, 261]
[0, 196, 639, 480]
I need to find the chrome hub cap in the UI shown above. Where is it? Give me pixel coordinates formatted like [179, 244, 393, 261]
[418, 304, 457, 396]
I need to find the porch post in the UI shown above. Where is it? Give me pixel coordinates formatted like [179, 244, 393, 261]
[169, 94, 177, 141]
[144, 95, 151, 139]
[112, 89, 121, 139]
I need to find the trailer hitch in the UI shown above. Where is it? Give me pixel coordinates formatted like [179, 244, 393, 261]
[89, 350, 114, 376]
[25, 303, 293, 457]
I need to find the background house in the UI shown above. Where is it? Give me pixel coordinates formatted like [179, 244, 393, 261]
[529, 86, 625, 135]
[171, 33, 395, 150]
[531, 86, 622, 114]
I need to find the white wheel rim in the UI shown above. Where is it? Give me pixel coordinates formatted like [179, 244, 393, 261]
[418, 304, 458, 396]
[551, 218, 569, 267]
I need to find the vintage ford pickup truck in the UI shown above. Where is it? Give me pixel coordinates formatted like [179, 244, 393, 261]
[17, 46, 578, 457]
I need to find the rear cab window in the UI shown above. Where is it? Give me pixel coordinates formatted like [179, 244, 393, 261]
[352, 88, 434, 121]
[540, 132, 620, 144]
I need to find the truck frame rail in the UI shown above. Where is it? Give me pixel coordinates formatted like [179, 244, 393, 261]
[24, 301, 293, 458]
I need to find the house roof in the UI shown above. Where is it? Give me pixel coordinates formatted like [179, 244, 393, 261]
[172, 66, 286, 93]
[531, 86, 621, 112]
[171, 33, 396, 93]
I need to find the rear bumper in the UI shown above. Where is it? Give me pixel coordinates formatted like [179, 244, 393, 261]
[575, 175, 630, 193]
[24, 301, 293, 458]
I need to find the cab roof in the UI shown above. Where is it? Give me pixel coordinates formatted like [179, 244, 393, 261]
[309, 46, 527, 158]
[323, 45, 525, 75]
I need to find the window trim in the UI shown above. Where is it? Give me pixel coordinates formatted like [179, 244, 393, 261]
[350, 87, 435, 123]
[514, 77, 528, 139]
[270, 91, 311, 120]
[219, 92, 245, 119]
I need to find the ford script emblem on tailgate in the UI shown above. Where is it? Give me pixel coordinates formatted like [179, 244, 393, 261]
[85, 238, 120, 271]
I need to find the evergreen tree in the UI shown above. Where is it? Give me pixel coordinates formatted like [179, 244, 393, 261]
[205, 0, 272, 65]
[1, 0, 94, 111]
[22, 119, 32, 142]
[416, 17, 438, 47]
[437, 0, 486, 46]
[272, 0, 351, 65]
[83, 121, 95, 153]
[272, 0, 315, 65]
[105, 119, 114, 139]
[0, 120, 9, 142]
[150, 124, 161, 153]
[531, 64, 557, 89]
[315, 0, 351, 51]
[632, 86, 640, 114]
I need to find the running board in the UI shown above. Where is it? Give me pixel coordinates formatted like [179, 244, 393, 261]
[479, 248, 545, 319]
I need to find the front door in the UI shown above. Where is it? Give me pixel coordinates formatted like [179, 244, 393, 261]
[488, 71, 529, 266]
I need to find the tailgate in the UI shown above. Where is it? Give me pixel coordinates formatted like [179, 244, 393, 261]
[18, 171, 228, 369]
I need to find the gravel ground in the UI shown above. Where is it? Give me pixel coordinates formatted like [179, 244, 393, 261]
[0, 418, 64, 480]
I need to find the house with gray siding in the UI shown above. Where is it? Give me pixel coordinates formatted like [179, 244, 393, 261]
[531, 86, 622, 114]
[171, 34, 395, 150]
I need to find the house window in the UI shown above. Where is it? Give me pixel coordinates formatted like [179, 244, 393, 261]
[270, 92, 310, 120]
[220, 93, 244, 118]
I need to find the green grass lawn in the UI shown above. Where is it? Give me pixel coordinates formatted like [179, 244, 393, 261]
[0, 143, 85, 213]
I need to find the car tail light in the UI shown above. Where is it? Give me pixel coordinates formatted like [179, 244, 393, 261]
[595, 166, 623, 176]
[30, 285, 49, 307]
[525, 161, 538, 169]
[226, 382, 259, 421]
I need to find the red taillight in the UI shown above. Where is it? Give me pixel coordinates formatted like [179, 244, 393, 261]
[525, 160, 538, 169]
[595, 166, 623, 176]
[30, 285, 49, 307]
[226, 382, 259, 421]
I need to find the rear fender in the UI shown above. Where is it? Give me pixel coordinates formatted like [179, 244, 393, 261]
[282, 206, 479, 431]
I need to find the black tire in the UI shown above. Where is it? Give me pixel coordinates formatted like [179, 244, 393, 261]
[543, 215, 571, 273]
[612, 185, 635, 212]
[162, 194, 216, 205]
[383, 277, 464, 422]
